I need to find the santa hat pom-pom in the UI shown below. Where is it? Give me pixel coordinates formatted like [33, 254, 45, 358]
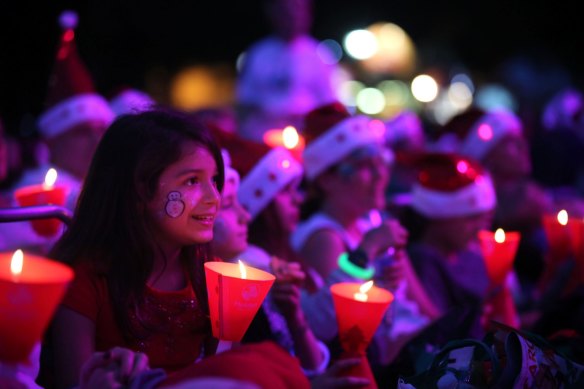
[59, 10, 78, 30]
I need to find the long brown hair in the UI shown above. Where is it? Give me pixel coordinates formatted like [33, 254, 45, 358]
[50, 108, 225, 339]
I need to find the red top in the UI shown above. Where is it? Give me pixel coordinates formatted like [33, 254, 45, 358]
[62, 262, 211, 372]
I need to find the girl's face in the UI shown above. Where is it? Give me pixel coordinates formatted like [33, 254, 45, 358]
[272, 176, 303, 233]
[146, 142, 221, 249]
[212, 177, 251, 261]
[333, 145, 391, 211]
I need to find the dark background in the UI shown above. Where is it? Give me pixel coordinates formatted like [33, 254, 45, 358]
[1, 0, 582, 135]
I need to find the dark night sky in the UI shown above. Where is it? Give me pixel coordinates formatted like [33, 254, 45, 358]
[1, 0, 582, 134]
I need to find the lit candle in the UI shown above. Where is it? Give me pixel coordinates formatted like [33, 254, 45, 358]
[330, 281, 393, 387]
[10, 249, 23, 282]
[262, 126, 305, 160]
[0, 249, 74, 363]
[478, 228, 521, 287]
[14, 168, 69, 237]
[204, 261, 275, 341]
[353, 280, 374, 302]
[542, 209, 572, 265]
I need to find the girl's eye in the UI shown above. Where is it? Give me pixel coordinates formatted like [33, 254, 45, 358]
[186, 176, 199, 186]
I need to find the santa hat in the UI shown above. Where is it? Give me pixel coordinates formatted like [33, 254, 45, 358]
[37, 10, 114, 139]
[238, 147, 303, 220]
[109, 87, 155, 116]
[302, 101, 388, 180]
[410, 152, 496, 218]
[458, 108, 523, 161]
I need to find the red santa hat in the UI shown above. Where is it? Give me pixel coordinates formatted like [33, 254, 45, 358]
[458, 108, 522, 161]
[410, 152, 496, 218]
[37, 10, 114, 139]
[238, 146, 303, 220]
[301, 101, 389, 180]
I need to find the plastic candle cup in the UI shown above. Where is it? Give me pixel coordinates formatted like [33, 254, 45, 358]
[330, 281, 394, 388]
[567, 217, 584, 284]
[205, 260, 275, 342]
[262, 126, 305, 161]
[13, 168, 69, 237]
[478, 228, 521, 287]
[542, 209, 572, 264]
[0, 249, 74, 363]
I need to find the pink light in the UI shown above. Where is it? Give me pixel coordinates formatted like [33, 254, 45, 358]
[456, 160, 468, 174]
[477, 123, 493, 141]
[281, 159, 291, 169]
[369, 119, 386, 137]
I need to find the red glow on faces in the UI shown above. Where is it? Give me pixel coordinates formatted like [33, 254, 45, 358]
[477, 123, 493, 141]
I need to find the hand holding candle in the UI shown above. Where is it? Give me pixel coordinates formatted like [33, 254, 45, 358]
[14, 168, 69, 237]
[0, 249, 74, 363]
[205, 260, 275, 342]
[478, 228, 521, 287]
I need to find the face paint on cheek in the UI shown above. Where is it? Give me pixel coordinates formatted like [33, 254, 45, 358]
[165, 191, 185, 218]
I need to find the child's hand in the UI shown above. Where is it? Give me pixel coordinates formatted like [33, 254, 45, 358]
[270, 257, 305, 285]
[361, 219, 408, 259]
[80, 347, 150, 389]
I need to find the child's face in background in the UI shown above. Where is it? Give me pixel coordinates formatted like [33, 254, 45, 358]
[272, 176, 303, 234]
[146, 142, 221, 249]
[212, 177, 251, 261]
[334, 145, 391, 211]
[431, 210, 494, 252]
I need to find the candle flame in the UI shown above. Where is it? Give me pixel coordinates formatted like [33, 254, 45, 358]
[359, 280, 374, 294]
[557, 210, 568, 226]
[238, 259, 247, 279]
[43, 168, 58, 189]
[282, 126, 299, 149]
[11, 249, 24, 276]
[494, 228, 506, 243]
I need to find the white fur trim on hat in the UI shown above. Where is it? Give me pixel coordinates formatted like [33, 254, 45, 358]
[459, 109, 522, 161]
[38, 93, 115, 139]
[302, 116, 385, 180]
[238, 147, 303, 219]
[411, 174, 496, 218]
[109, 89, 155, 116]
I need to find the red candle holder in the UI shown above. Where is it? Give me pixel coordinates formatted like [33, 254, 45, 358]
[0, 251, 74, 363]
[204, 261, 275, 342]
[567, 218, 584, 285]
[541, 211, 572, 265]
[14, 184, 68, 237]
[263, 127, 305, 161]
[478, 229, 521, 287]
[330, 282, 394, 389]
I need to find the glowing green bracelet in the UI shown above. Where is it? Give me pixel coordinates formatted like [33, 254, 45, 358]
[338, 252, 375, 280]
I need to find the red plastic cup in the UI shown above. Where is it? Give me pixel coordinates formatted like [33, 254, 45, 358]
[0, 251, 74, 362]
[478, 229, 521, 287]
[14, 184, 68, 237]
[205, 261, 275, 341]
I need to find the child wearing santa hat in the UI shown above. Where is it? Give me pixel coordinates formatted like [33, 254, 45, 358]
[400, 152, 519, 340]
[211, 148, 370, 387]
[287, 101, 440, 386]
[0, 10, 114, 255]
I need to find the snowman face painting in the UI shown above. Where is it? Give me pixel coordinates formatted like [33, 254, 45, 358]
[165, 191, 185, 218]
[146, 142, 221, 248]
